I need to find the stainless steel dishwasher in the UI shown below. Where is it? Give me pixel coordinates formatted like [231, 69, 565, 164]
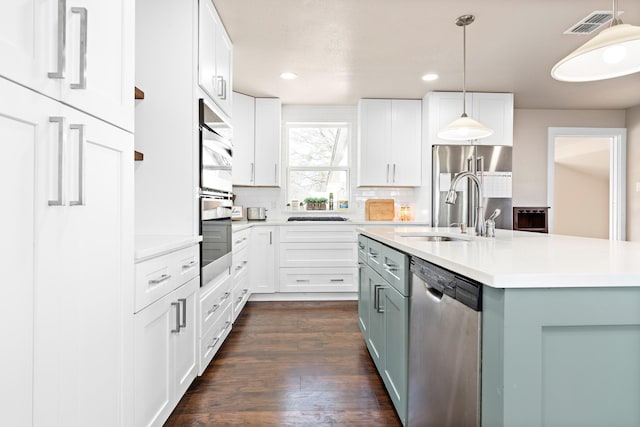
[409, 256, 482, 427]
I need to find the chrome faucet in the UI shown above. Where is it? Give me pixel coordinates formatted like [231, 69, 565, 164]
[445, 171, 485, 236]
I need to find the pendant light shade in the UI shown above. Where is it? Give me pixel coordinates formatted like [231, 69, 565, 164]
[438, 114, 495, 141]
[438, 15, 493, 141]
[551, 1, 640, 82]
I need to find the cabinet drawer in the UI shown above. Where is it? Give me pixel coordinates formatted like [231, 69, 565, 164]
[199, 273, 233, 334]
[232, 229, 250, 253]
[358, 235, 368, 261]
[365, 238, 384, 275]
[135, 245, 200, 313]
[232, 277, 251, 321]
[279, 242, 357, 268]
[279, 225, 357, 243]
[232, 246, 249, 281]
[199, 302, 233, 374]
[279, 267, 358, 292]
[381, 245, 410, 296]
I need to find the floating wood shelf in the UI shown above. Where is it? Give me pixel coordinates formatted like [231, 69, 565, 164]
[134, 151, 144, 161]
[134, 87, 145, 100]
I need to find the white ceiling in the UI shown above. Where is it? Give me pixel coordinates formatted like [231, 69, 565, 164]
[213, 0, 640, 109]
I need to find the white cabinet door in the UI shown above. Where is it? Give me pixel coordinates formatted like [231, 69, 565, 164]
[33, 89, 134, 427]
[0, 0, 134, 131]
[232, 92, 255, 185]
[135, 278, 198, 427]
[358, 99, 421, 186]
[172, 278, 198, 400]
[254, 98, 281, 186]
[472, 92, 514, 146]
[391, 100, 421, 186]
[198, 0, 232, 119]
[198, 0, 217, 104]
[60, 0, 134, 131]
[0, 78, 42, 427]
[0, 0, 61, 100]
[134, 291, 174, 427]
[358, 99, 391, 186]
[250, 226, 276, 293]
[214, 20, 233, 116]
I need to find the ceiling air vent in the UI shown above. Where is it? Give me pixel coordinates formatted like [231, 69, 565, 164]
[564, 10, 623, 34]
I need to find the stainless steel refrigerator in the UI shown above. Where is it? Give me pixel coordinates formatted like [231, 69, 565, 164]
[432, 145, 513, 230]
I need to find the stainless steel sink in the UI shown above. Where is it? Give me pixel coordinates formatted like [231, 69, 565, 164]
[396, 233, 471, 242]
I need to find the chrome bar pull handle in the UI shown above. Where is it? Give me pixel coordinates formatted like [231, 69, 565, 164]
[70, 7, 87, 89]
[48, 117, 66, 206]
[48, 0, 66, 79]
[376, 286, 385, 313]
[274, 163, 278, 183]
[392, 163, 397, 183]
[182, 260, 197, 269]
[215, 76, 224, 97]
[383, 262, 398, 272]
[221, 291, 231, 301]
[69, 124, 84, 206]
[250, 162, 255, 183]
[373, 284, 381, 310]
[220, 77, 227, 100]
[296, 279, 310, 283]
[222, 320, 231, 331]
[208, 304, 219, 315]
[330, 278, 344, 282]
[171, 302, 181, 333]
[178, 298, 187, 327]
[208, 337, 219, 349]
[148, 274, 171, 285]
[386, 164, 390, 183]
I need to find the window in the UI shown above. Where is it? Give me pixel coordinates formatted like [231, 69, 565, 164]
[286, 123, 350, 205]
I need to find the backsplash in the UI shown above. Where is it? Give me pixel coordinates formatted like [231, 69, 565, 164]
[233, 186, 428, 221]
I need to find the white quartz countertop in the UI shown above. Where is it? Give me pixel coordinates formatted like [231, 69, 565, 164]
[232, 220, 428, 232]
[358, 226, 640, 289]
[135, 235, 202, 262]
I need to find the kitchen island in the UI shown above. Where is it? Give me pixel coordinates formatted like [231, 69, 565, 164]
[358, 226, 640, 427]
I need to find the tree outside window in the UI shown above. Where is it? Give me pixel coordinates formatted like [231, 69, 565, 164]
[286, 123, 350, 207]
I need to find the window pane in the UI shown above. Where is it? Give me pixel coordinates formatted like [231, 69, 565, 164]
[288, 170, 348, 203]
[288, 127, 348, 167]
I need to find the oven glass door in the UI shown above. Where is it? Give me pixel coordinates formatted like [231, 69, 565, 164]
[200, 196, 232, 286]
[201, 126, 232, 194]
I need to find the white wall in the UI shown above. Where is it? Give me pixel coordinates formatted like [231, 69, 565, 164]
[512, 109, 626, 207]
[626, 105, 640, 242]
[554, 163, 609, 238]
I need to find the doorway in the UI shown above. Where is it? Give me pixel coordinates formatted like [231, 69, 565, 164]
[547, 127, 627, 240]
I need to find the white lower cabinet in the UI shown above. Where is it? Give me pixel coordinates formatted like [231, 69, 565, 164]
[231, 231, 251, 320]
[250, 226, 277, 293]
[134, 276, 198, 427]
[278, 225, 358, 293]
[198, 270, 233, 374]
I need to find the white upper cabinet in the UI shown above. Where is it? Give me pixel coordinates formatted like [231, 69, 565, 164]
[424, 91, 514, 146]
[358, 99, 422, 187]
[232, 92, 281, 187]
[199, 0, 233, 119]
[0, 0, 134, 132]
[232, 92, 256, 186]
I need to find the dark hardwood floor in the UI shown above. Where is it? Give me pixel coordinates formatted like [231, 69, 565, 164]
[165, 301, 402, 426]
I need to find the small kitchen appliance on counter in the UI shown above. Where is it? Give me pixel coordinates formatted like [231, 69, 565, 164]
[246, 207, 267, 221]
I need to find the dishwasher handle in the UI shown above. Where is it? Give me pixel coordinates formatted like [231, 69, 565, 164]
[424, 282, 444, 302]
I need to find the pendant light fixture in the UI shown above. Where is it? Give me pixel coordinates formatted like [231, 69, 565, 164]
[551, 0, 640, 82]
[438, 14, 493, 142]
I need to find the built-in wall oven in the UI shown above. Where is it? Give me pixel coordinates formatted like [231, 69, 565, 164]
[199, 98, 233, 286]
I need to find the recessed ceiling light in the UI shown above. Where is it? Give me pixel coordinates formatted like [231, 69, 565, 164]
[422, 73, 439, 82]
[280, 72, 298, 80]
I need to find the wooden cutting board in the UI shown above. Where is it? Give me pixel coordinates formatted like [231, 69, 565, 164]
[365, 199, 395, 221]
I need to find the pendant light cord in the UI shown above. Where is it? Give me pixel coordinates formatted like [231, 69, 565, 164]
[462, 21, 467, 116]
[611, 0, 621, 25]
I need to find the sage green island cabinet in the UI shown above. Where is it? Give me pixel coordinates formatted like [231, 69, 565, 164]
[357, 226, 640, 427]
[358, 234, 409, 425]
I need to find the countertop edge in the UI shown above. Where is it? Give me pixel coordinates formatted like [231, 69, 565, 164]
[135, 235, 203, 262]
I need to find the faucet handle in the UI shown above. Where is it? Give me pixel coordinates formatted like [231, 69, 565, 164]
[449, 223, 467, 234]
[484, 219, 496, 238]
